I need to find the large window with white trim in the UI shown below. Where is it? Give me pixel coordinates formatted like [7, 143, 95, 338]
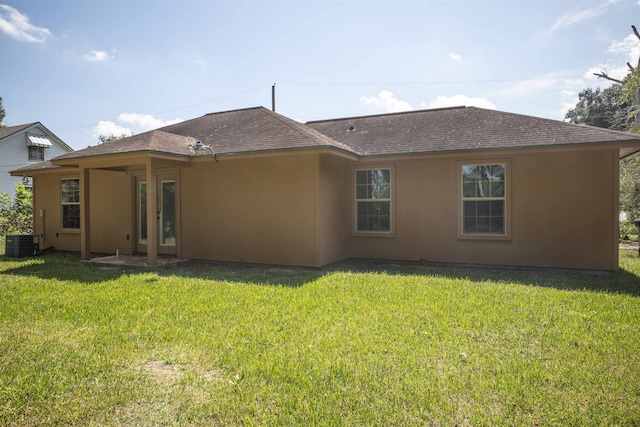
[355, 168, 392, 233]
[61, 178, 80, 230]
[461, 163, 506, 235]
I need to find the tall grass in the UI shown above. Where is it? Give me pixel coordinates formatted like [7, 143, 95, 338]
[0, 252, 639, 425]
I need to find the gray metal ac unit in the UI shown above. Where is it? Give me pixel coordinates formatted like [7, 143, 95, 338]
[5, 234, 39, 258]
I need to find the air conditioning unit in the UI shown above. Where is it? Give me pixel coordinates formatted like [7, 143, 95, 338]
[5, 234, 40, 258]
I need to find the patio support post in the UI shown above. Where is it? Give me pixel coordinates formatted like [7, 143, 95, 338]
[146, 159, 158, 266]
[79, 167, 91, 260]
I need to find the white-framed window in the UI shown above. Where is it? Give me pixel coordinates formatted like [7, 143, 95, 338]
[61, 178, 80, 230]
[28, 146, 44, 161]
[355, 168, 392, 233]
[461, 163, 506, 236]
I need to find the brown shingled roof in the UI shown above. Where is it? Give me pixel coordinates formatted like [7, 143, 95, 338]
[53, 130, 199, 161]
[51, 107, 357, 165]
[306, 106, 640, 156]
[37, 105, 640, 169]
[11, 161, 57, 173]
[159, 106, 357, 155]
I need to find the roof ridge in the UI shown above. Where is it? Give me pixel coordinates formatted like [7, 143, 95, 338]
[262, 108, 358, 155]
[0, 122, 38, 140]
[204, 106, 265, 117]
[306, 106, 466, 124]
[469, 107, 640, 139]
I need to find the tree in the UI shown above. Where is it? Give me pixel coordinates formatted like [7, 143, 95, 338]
[0, 96, 5, 127]
[565, 85, 632, 131]
[567, 25, 640, 235]
[0, 184, 33, 237]
[593, 25, 640, 129]
[98, 134, 129, 144]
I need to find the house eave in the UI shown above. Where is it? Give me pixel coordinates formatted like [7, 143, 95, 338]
[52, 150, 194, 168]
[188, 146, 359, 162]
[354, 139, 640, 162]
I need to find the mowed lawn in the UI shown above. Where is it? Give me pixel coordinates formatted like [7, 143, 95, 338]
[1, 252, 639, 426]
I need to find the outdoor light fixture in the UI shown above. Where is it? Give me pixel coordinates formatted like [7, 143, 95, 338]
[22, 176, 29, 185]
[193, 140, 217, 162]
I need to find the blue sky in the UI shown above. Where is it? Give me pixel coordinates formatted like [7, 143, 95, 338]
[1, 0, 639, 150]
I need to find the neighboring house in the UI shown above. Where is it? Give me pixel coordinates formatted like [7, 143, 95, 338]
[0, 122, 72, 195]
[11, 106, 640, 271]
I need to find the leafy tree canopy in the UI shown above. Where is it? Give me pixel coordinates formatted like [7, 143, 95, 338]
[565, 85, 632, 131]
[0, 184, 33, 237]
[0, 96, 5, 128]
[98, 134, 129, 145]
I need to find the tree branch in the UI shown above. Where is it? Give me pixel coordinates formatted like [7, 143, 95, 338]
[593, 71, 625, 84]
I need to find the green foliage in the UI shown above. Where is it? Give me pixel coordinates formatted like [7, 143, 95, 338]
[567, 27, 640, 238]
[0, 184, 33, 237]
[620, 154, 640, 225]
[621, 67, 640, 105]
[619, 219, 638, 241]
[0, 96, 5, 127]
[565, 85, 632, 130]
[0, 255, 639, 425]
[98, 133, 129, 144]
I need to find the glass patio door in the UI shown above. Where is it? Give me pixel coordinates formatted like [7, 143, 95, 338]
[136, 175, 177, 256]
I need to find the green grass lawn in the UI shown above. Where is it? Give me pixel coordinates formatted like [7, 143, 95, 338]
[1, 252, 639, 426]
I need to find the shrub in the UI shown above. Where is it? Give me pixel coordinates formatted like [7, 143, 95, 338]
[0, 184, 33, 237]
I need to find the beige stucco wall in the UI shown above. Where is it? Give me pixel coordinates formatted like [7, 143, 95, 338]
[29, 146, 620, 271]
[32, 170, 132, 254]
[317, 154, 351, 266]
[88, 169, 132, 255]
[348, 148, 618, 271]
[180, 153, 320, 266]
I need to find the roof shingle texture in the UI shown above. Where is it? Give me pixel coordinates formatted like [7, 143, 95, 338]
[0, 123, 35, 140]
[306, 106, 640, 156]
[53, 130, 199, 161]
[159, 107, 356, 155]
[44, 105, 640, 167]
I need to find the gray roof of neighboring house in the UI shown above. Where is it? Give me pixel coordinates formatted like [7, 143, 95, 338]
[0, 123, 36, 140]
[306, 106, 640, 156]
[0, 122, 74, 152]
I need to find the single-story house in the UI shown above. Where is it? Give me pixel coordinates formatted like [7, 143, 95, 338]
[11, 106, 640, 271]
[0, 122, 72, 194]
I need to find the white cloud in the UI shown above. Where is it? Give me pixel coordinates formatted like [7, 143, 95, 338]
[492, 76, 561, 97]
[92, 121, 133, 140]
[449, 52, 462, 61]
[545, 0, 618, 34]
[92, 113, 184, 140]
[608, 33, 640, 60]
[584, 32, 640, 83]
[0, 4, 51, 43]
[584, 64, 628, 82]
[83, 50, 111, 62]
[359, 90, 414, 113]
[424, 94, 496, 110]
[117, 113, 183, 130]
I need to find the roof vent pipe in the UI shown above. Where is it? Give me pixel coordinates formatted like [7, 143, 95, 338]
[272, 83, 276, 112]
